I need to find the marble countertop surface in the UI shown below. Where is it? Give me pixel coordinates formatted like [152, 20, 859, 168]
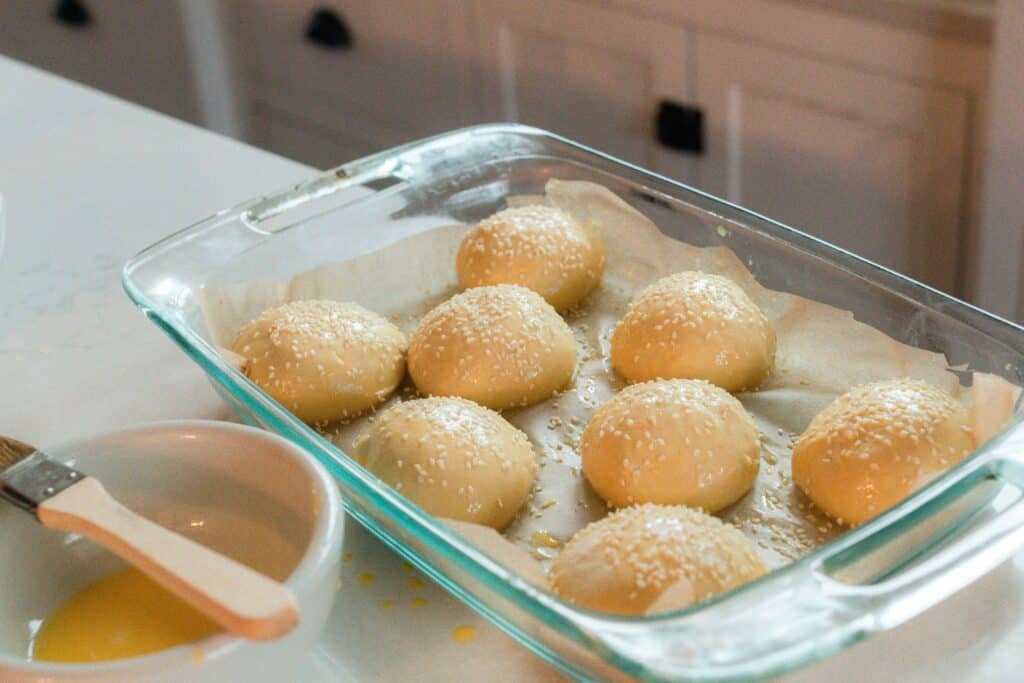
[2, 56, 1022, 681]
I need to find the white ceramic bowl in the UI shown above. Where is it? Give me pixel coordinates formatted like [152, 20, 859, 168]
[0, 420, 343, 682]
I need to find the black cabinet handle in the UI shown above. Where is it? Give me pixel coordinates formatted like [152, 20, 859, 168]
[53, 0, 92, 28]
[655, 100, 704, 155]
[305, 8, 353, 50]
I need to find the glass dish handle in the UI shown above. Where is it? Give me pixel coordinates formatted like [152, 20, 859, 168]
[588, 425, 1024, 681]
[242, 155, 404, 230]
[820, 424, 1024, 629]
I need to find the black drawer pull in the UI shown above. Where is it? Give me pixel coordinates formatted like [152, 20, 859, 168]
[655, 100, 704, 155]
[305, 8, 353, 50]
[53, 0, 92, 28]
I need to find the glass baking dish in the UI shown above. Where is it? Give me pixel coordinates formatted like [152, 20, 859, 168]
[123, 124, 1024, 681]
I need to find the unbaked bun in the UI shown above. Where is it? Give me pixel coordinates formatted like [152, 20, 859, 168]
[456, 205, 605, 311]
[407, 285, 576, 410]
[581, 379, 760, 512]
[232, 300, 406, 425]
[792, 378, 973, 526]
[353, 397, 537, 529]
[550, 504, 766, 615]
[610, 271, 775, 392]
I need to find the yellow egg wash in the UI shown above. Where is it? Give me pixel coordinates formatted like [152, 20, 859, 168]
[530, 531, 561, 548]
[30, 567, 219, 663]
[451, 624, 477, 643]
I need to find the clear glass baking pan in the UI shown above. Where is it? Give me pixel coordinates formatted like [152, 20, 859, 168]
[123, 124, 1024, 681]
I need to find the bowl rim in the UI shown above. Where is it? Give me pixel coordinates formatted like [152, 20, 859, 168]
[0, 419, 344, 674]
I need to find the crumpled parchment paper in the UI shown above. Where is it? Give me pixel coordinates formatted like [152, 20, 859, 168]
[199, 180, 1018, 570]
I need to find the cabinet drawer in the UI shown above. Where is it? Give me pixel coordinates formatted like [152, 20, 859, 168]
[244, 94, 421, 169]
[246, 103, 370, 170]
[0, 0, 198, 123]
[223, 0, 475, 140]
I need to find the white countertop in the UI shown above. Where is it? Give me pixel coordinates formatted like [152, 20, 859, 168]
[2, 56, 1023, 682]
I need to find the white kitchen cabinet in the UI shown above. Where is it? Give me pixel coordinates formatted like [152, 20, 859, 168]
[472, 0, 696, 181]
[246, 103, 366, 172]
[0, 0, 199, 124]
[218, 0, 983, 295]
[470, 0, 977, 293]
[245, 97, 417, 171]
[223, 0, 476, 166]
[693, 33, 969, 292]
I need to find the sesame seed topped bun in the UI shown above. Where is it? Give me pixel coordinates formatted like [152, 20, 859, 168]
[408, 285, 576, 410]
[581, 379, 760, 512]
[611, 271, 775, 392]
[550, 504, 766, 615]
[232, 299, 406, 425]
[457, 205, 605, 311]
[353, 397, 537, 529]
[792, 378, 973, 525]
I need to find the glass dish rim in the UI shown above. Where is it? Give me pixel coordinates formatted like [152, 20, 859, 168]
[122, 122, 1024, 681]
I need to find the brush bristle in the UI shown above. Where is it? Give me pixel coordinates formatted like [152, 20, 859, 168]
[0, 437, 36, 472]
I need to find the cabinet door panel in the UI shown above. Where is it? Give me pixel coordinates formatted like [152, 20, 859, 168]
[246, 103, 374, 170]
[224, 0, 475, 141]
[474, 0, 693, 181]
[0, 0, 199, 123]
[245, 93, 419, 168]
[695, 34, 968, 292]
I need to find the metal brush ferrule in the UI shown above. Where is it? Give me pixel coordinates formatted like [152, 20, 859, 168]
[0, 451, 83, 513]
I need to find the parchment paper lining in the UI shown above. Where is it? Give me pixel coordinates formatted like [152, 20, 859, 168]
[199, 180, 1014, 571]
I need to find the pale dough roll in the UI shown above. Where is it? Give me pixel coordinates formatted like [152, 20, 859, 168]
[549, 504, 766, 616]
[456, 205, 605, 311]
[353, 397, 537, 529]
[792, 378, 973, 526]
[581, 379, 760, 512]
[610, 271, 775, 392]
[232, 300, 406, 425]
[407, 284, 576, 410]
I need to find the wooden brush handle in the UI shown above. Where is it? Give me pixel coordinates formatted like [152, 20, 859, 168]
[37, 477, 299, 641]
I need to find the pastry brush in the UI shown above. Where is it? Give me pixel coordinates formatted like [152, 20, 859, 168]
[0, 435, 299, 641]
